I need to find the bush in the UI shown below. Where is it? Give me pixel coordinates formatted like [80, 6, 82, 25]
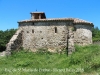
[0, 29, 17, 52]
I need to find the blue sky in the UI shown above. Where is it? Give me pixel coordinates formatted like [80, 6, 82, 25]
[0, 0, 100, 31]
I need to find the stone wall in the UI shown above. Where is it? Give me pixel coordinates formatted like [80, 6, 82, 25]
[93, 41, 100, 45]
[5, 28, 23, 55]
[68, 26, 75, 54]
[20, 21, 70, 52]
[74, 25, 92, 45]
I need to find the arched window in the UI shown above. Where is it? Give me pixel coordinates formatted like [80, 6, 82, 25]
[54, 27, 57, 33]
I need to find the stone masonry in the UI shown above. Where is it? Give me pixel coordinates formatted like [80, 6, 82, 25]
[4, 12, 94, 56]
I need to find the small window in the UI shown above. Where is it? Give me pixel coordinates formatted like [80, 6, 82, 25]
[32, 22, 34, 25]
[32, 29, 34, 33]
[54, 27, 57, 33]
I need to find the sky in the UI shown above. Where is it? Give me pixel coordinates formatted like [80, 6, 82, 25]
[0, 0, 100, 31]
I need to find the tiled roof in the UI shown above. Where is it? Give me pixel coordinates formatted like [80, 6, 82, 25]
[18, 18, 72, 22]
[18, 18, 93, 25]
[73, 18, 91, 23]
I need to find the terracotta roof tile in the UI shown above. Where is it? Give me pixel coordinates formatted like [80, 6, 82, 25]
[18, 18, 93, 25]
[73, 18, 92, 24]
[18, 18, 73, 22]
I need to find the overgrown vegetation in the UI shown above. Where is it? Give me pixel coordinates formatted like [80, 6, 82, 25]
[0, 29, 17, 52]
[0, 45, 100, 75]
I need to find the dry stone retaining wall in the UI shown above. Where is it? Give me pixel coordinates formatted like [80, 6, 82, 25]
[93, 41, 100, 45]
[4, 28, 23, 56]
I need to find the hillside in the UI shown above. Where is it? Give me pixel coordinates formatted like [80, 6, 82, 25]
[0, 44, 100, 75]
[0, 27, 100, 75]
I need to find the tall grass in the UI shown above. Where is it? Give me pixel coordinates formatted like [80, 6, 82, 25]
[0, 44, 100, 75]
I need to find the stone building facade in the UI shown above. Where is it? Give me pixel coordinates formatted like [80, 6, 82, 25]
[5, 12, 94, 55]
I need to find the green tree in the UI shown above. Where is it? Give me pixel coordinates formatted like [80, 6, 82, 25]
[92, 27, 100, 41]
[0, 29, 17, 52]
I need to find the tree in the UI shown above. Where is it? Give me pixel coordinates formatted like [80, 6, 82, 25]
[92, 27, 100, 41]
[0, 29, 17, 52]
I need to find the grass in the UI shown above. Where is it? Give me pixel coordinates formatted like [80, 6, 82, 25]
[0, 44, 100, 75]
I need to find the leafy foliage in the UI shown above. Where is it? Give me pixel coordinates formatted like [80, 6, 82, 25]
[92, 27, 100, 42]
[0, 29, 17, 52]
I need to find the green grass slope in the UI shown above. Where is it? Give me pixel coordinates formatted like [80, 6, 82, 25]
[0, 45, 100, 75]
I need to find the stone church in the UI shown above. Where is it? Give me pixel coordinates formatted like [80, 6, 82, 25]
[5, 12, 94, 55]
